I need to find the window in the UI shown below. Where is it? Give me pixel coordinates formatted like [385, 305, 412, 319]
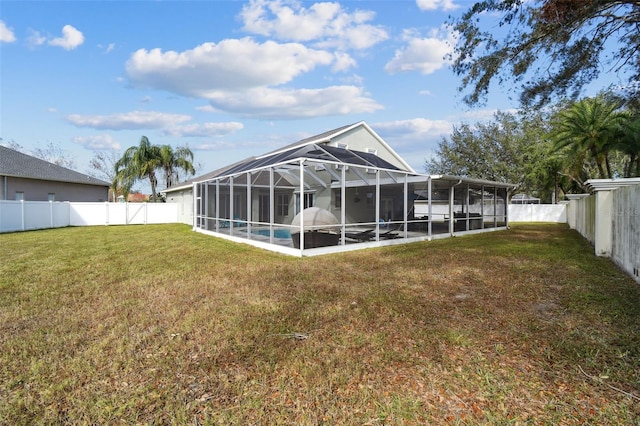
[48, 193, 55, 202]
[294, 192, 315, 214]
[15, 192, 24, 201]
[303, 192, 315, 209]
[333, 189, 341, 209]
[277, 193, 289, 217]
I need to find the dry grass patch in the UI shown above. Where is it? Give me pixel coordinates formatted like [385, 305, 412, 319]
[1, 224, 639, 424]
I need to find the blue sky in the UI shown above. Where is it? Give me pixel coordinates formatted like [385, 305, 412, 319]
[0, 0, 616, 190]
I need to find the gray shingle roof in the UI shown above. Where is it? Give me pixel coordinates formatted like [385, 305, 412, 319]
[163, 122, 364, 193]
[0, 145, 110, 187]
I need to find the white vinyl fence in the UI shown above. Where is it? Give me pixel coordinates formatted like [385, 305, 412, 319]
[0, 201, 178, 233]
[508, 204, 567, 223]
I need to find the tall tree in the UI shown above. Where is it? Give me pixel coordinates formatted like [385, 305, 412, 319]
[615, 115, 640, 177]
[88, 150, 124, 202]
[449, 0, 640, 107]
[159, 145, 195, 189]
[551, 96, 627, 179]
[32, 142, 77, 170]
[425, 110, 558, 201]
[115, 136, 163, 202]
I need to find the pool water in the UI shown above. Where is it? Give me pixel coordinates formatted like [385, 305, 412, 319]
[252, 228, 291, 239]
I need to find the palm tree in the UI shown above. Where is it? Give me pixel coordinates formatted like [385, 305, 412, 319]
[552, 96, 626, 179]
[159, 145, 195, 189]
[115, 136, 163, 201]
[615, 115, 640, 177]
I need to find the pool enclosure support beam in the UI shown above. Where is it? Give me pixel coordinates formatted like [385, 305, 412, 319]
[198, 184, 203, 228]
[375, 170, 380, 241]
[481, 185, 485, 226]
[404, 174, 409, 239]
[215, 180, 220, 232]
[465, 184, 470, 230]
[204, 181, 208, 230]
[269, 167, 274, 245]
[504, 187, 510, 228]
[427, 176, 432, 237]
[493, 186, 498, 228]
[229, 177, 234, 233]
[341, 166, 346, 245]
[246, 171, 252, 235]
[299, 160, 305, 252]
[449, 179, 463, 235]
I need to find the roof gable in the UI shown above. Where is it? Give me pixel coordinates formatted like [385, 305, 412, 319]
[0, 146, 110, 187]
[164, 121, 414, 193]
[258, 121, 414, 172]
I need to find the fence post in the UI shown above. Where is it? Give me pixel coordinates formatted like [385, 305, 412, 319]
[21, 200, 25, 231]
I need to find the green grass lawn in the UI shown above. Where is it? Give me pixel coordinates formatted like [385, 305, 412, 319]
[1, 224, 639, 424]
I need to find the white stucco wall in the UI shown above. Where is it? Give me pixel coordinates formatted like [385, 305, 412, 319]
[165, 189, 193, 225]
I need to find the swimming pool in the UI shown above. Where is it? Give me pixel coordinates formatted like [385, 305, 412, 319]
[252, 228, 291, 239]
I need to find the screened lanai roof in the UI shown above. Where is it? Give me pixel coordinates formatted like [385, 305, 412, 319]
[208, 143, 402, 180]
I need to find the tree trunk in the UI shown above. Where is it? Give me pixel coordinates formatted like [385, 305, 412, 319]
[149, 171, 158, 202]
[604, 154, 612, 179]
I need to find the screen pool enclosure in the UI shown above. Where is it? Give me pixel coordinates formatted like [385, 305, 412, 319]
[192, 143, 513, 256]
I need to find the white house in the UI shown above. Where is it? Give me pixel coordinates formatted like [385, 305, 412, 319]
[164, 121, 514, 256]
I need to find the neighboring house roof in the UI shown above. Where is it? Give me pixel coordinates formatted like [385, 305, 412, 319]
[163, 156, 255, 193]
[163, 121, 413, 194]
[0, 146, 110, 187]
[127, 193, 149, 202]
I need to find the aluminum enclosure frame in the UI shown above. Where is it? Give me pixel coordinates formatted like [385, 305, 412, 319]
[191, 155, 514, 257]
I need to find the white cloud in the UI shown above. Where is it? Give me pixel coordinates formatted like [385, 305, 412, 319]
[239, 0, 388, 50]
[72, 134, 121, 150]
[373, 118, 453, 146]
[98, 42, 115, 53]
[193, 142, 237, 151]
[205, 85, 382, 119]
[125, 38, 334, 96]
[0, 21, 16, 43]
[454, 108, 519, 123]
[27, 30, 46, 48]
[195, 105, 216, 112]
[125, 37, 378, 118]
[66, 111, 191, 130]
[49, 25, 84, 50]
[416, 0, 459, 11]
[419, 90, 433, 96]
[332, 51, 356, 72]
[163, 122, 244, 137]
[385, 27, 457, 75]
